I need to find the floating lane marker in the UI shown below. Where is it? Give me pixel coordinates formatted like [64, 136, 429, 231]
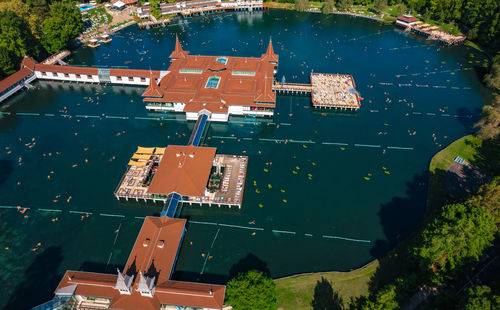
[259, 138, 284, 143]
[289, 140, 315, 144]
[135, 116, 159, 121]
[322, 235, 371, 243]
[0, 205, 29, 209]
[69, 210, 93, 215]
[305, 233, 313, 237]
[212, 136, 237, 140]
[219, 223, 264, 231]
[189, 220, 218, 226]
[426, 113, 436, 116]
[106, 115, 129, 120]
[38, 208, 62, 212]
[322, 142, 349, 146]
[16, 112, 40, 116]
[134, 216, 145, 219]
[412, 112, 422, 115]
[76, 115, 100, 118]
[0, 111, 10, 115]
[243, 137, 253, 141]
[99, 213, 125, 218]
[354, 144, 381, 148]
[280, 123, 291, 126]
[387, 146, 414, 150]
[442, 114, 450, 117]
[272, 230, 296, 235]
[45, 113, 55, 117]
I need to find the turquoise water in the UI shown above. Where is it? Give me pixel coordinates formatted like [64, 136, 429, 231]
[0, 10, 492, 309]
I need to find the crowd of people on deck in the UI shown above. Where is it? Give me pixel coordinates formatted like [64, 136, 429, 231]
[311, 74, 359, 107]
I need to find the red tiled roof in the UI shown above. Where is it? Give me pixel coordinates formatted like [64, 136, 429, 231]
[144, 39, 279, 112]
[0, 68, 32, 93]
[261, 39, 279, 63]
[147, 145, 216, 196]
[397, 15, 419, 23]
[35, 64, 98, 75]
[55, 216, 226, 310]
[170, 36, 189, 59]
[110, 68, 161, 78]
[142, 74, 162, 97]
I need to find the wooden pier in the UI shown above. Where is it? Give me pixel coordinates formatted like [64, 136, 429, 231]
[273, 82, 312, 94]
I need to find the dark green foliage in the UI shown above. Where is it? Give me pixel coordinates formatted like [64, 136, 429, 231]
[360, 283, 398, 310]
[321, 0, 335, 14]
[336, 0, 353, 12]
[0, 10, 37, 78]
[460, 285, 500, 310]
[295, 0, 310, 12]
[225, 270, 277, 310]
[41, 1, 83, 54]
[412, 203, 496, 281]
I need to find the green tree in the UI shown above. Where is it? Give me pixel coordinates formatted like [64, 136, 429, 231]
[0, 10, 35, 61]
[361, 283, 398, 310]
[321, 0, 335, 14]
[460, 285, 500, 310]
[41, 1, 83, 54]
[0, 0, 43, 39]
[295, 0, 310, 12]
[149, 0, 162, 19]
[413, 203, 496, 280]
[225, 270, 277, 310]
[0, 46, 15, 78]
[373, 0, 387, 12]
[466, 177, 500, 227]
[475, 96, 500, 140]
[335, 0, 353, 12]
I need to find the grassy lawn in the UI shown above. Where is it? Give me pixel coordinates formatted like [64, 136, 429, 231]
[275, 260, 378, 309]
[427, 134, 485, 217]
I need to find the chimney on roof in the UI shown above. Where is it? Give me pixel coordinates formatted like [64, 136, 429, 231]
[114, 268, 135, 295]
[136, 272, 156, 298]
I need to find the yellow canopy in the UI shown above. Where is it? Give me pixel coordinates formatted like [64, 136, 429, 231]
[128, 160, 147, 167]
[132, 154, 152, 160]
[421, 23, 431, 27]
[136, 146, 155, 154]
[154, 147, 166, 155]
[429, 26, 439, 30]
[413, 21, 423, 25]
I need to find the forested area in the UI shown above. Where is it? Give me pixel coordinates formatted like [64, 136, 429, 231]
[0, 0, 83, 78]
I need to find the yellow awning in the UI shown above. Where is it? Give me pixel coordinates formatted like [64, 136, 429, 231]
[136, 146, 155, 154]
[128, 160, 147, 167]
[413, 21, 423, 25]
[429, 26, 439, 30]
[132, 154, 152, 160]
[421, 23, 431, 27]
[154, 147, 166, 155]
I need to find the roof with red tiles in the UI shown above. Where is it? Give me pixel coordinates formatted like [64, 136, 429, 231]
[147, 145, 216, 197]
[0, 56, 36, 94]
[55, 217, 225, 310]
[144, 38, 278, 110]
[397, 15, 419, 23]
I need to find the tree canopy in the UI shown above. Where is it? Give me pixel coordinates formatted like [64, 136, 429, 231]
[41, 1, 83, 54]
[321, 0, 335, 14]
[295, 0, 310, 12]
[225, 270, 277, 310]
[460, 285, 500, 310]
[412, 203, 496, 280]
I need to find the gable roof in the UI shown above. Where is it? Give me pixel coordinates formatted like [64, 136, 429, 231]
[147, 145, 216, 196]
[169, 36, 189, 59]
[142, 73, 162, 97]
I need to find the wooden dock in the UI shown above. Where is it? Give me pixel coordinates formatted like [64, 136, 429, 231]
[273, 82, 312, 94]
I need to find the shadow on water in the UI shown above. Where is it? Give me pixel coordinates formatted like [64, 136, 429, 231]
[80, 261, 124, 275]
[0, 160, 13, 188]
[228, 253, 270, 279]
[5, 246, 64, 310]
[455, 106, 482, 131]
[367, 170, 432, 293]
[370, 171, 428, 259]
[311, 277, 343, 310]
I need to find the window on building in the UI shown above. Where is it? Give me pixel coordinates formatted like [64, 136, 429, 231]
[140, 77, 146, 82]
[64, 73, 69, 77]
[87, 75, 92, 79]
[128, 77, 134, 82]
[76, 74, 81, 78]
[41, 72, 46, 76]
[117, 76, 122, 81]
